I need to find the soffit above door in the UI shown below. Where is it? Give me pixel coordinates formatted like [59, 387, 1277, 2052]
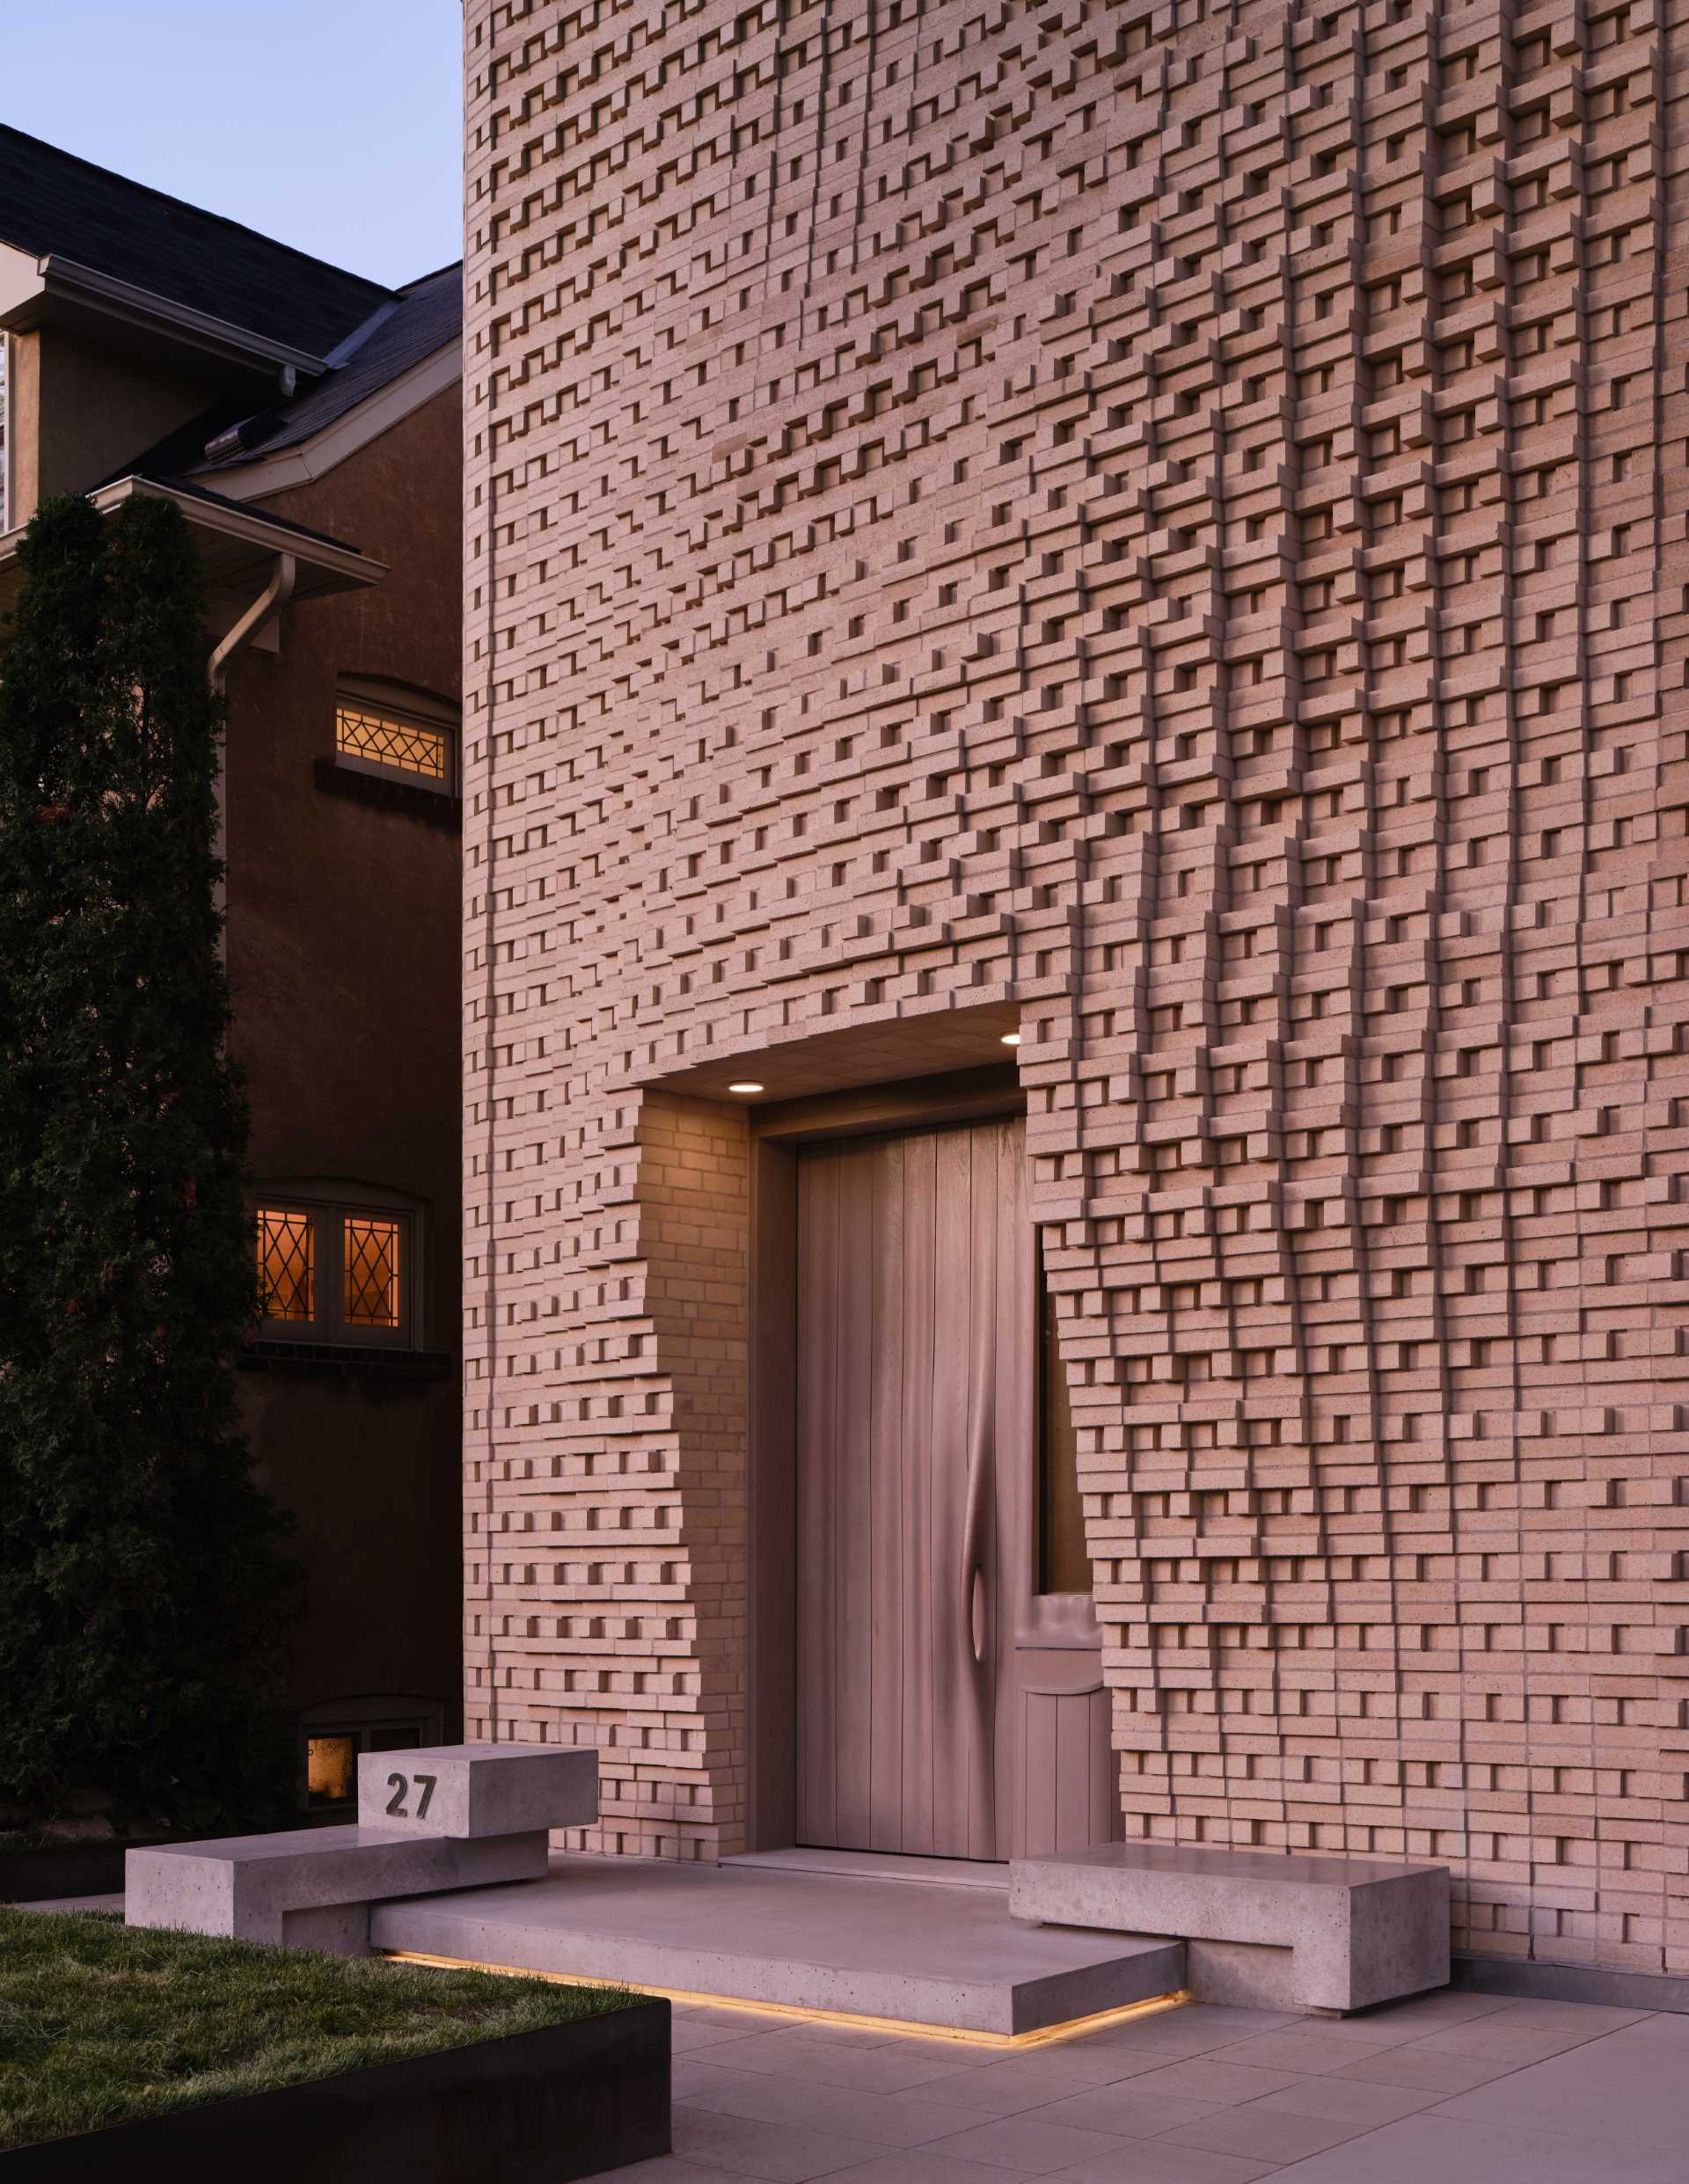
[633, 997, 1024, 1107]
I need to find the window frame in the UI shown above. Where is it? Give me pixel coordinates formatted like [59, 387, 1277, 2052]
[253, 1181, 424, 1350]
[331, 676, 459, 797]
[298, 1692, 445, 1809]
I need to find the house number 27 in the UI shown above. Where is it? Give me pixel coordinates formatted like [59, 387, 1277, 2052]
[385, 1771, 437, 1819]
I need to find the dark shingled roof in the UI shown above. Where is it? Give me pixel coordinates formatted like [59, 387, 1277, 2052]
[112, 266, 462, 490]
[0, 124, 387, 357]
[195, 265, 463, 471]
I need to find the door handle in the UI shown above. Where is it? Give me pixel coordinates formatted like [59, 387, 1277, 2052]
[960, 1325, 992, 1677]
[960, 1284, 997, 1848]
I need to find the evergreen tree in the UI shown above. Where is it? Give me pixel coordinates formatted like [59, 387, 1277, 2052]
[0, 493, 298, 1832]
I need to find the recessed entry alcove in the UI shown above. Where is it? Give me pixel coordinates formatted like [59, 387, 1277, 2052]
[636, 1002, 1120, 1868]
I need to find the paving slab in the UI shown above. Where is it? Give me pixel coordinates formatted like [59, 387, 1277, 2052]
[578, 1993, 1685, 2184]
[1054, 2147, 1280, 2183]
[1426, 2012, 1689, 2152]
[373, 1854, 1185, 2034]
[1266, 2112, 1689, 2184]
[673, 2105, 887, 2181]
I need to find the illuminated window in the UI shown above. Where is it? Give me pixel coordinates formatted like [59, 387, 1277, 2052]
[254, 1194, 416, 1346]
[332, 677, 457, 792]
[306, 1733, 358, 1803]
[301, 1706, 438, 1807]
[344, 1216, 401, 1329]
[258, 1206, 314, 1322]
[335, 703, 450, 783]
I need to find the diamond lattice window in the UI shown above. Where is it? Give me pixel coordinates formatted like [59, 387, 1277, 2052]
[335, 704, 450, 782]
[258, 1207, 314, 1321]
[344, 1216, 401, 1328]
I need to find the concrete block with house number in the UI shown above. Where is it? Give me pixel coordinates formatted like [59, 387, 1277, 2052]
[358, 1742, 599, 1838]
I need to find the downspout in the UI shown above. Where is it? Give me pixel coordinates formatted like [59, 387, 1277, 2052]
[208, 549, 295, 692]
[208, 551, 296, 961]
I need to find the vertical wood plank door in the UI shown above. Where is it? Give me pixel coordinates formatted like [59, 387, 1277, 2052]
[794, 1118, 1030, 1858]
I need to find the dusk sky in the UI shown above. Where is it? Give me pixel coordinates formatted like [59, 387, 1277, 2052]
[2, 1, 462, 288]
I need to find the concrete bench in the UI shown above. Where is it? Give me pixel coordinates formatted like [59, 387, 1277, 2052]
[126, 1825, 550, 1953]
[1010, 1842, 1449, 2013]
[127, 1744, 597, 1955]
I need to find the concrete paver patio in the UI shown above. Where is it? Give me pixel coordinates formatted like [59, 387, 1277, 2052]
[598, 1989, 1689, 2184]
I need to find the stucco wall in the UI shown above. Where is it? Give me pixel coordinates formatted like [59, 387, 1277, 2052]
[464, 0, 1689, 1974]
[6, 324, 228, 524]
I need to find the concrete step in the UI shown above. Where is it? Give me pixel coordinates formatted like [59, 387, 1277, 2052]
[724, 1846, 1010, 1892]
[373, 1853, 1184, 2035]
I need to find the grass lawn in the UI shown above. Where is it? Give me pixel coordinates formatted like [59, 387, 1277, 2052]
[0, 1908, 636, 2152]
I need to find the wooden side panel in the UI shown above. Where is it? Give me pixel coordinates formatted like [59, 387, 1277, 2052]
[832, 1138, 876, 1846]
[868, 1134, 906, 1850]
[928, 1121, 981, 1857]
[898, 1129, 938, 1853]
[748, 1141, 798, 1850]
[794, 1150, 837, 1847]
[1011, 1671, 1120, 1859]
[991, 1120, 1034, 1854]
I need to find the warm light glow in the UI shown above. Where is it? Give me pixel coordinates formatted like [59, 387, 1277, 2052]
[1001, 1033, 1021, 1046]
[257, 1206, 314, 1321]
[344, 1216, 402, 1329]
[382, 1950, 1188, 2049]
[728, 1082, 764, 1094]
[307, 1734, 358, 1802]
[336, 703, 450, 782]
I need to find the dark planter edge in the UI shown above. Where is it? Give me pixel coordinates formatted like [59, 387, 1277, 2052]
[1, 1994, 671, 2184]
[1452, 1949, 1689, 2016]
[1, 1816, 329, 1901]
[1, 1835, 192, 1903]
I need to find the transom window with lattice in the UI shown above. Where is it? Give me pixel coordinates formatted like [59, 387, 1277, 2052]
[332, 677, 457, 793]
[255, 1195, 416, 1347]
[336, 704, 449, 782]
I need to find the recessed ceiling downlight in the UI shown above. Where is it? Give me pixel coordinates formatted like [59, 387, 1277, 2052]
[728, 1081, 764, 1094]
[1001, 1033, 1022, 1046]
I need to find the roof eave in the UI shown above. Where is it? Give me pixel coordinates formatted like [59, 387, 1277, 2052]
[0, 251, 330, 382]
[0, 473, 388, 632]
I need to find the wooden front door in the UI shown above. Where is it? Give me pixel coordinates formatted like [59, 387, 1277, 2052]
[793, 1118, 1030, 1858]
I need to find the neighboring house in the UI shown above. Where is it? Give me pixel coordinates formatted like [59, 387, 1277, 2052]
[0, 127, 464, 1806]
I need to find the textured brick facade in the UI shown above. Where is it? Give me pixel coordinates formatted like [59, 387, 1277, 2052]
[464, 0, 1689, 1975]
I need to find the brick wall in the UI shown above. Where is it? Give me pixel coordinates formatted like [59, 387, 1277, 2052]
[464, 0, 1689, 1969]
